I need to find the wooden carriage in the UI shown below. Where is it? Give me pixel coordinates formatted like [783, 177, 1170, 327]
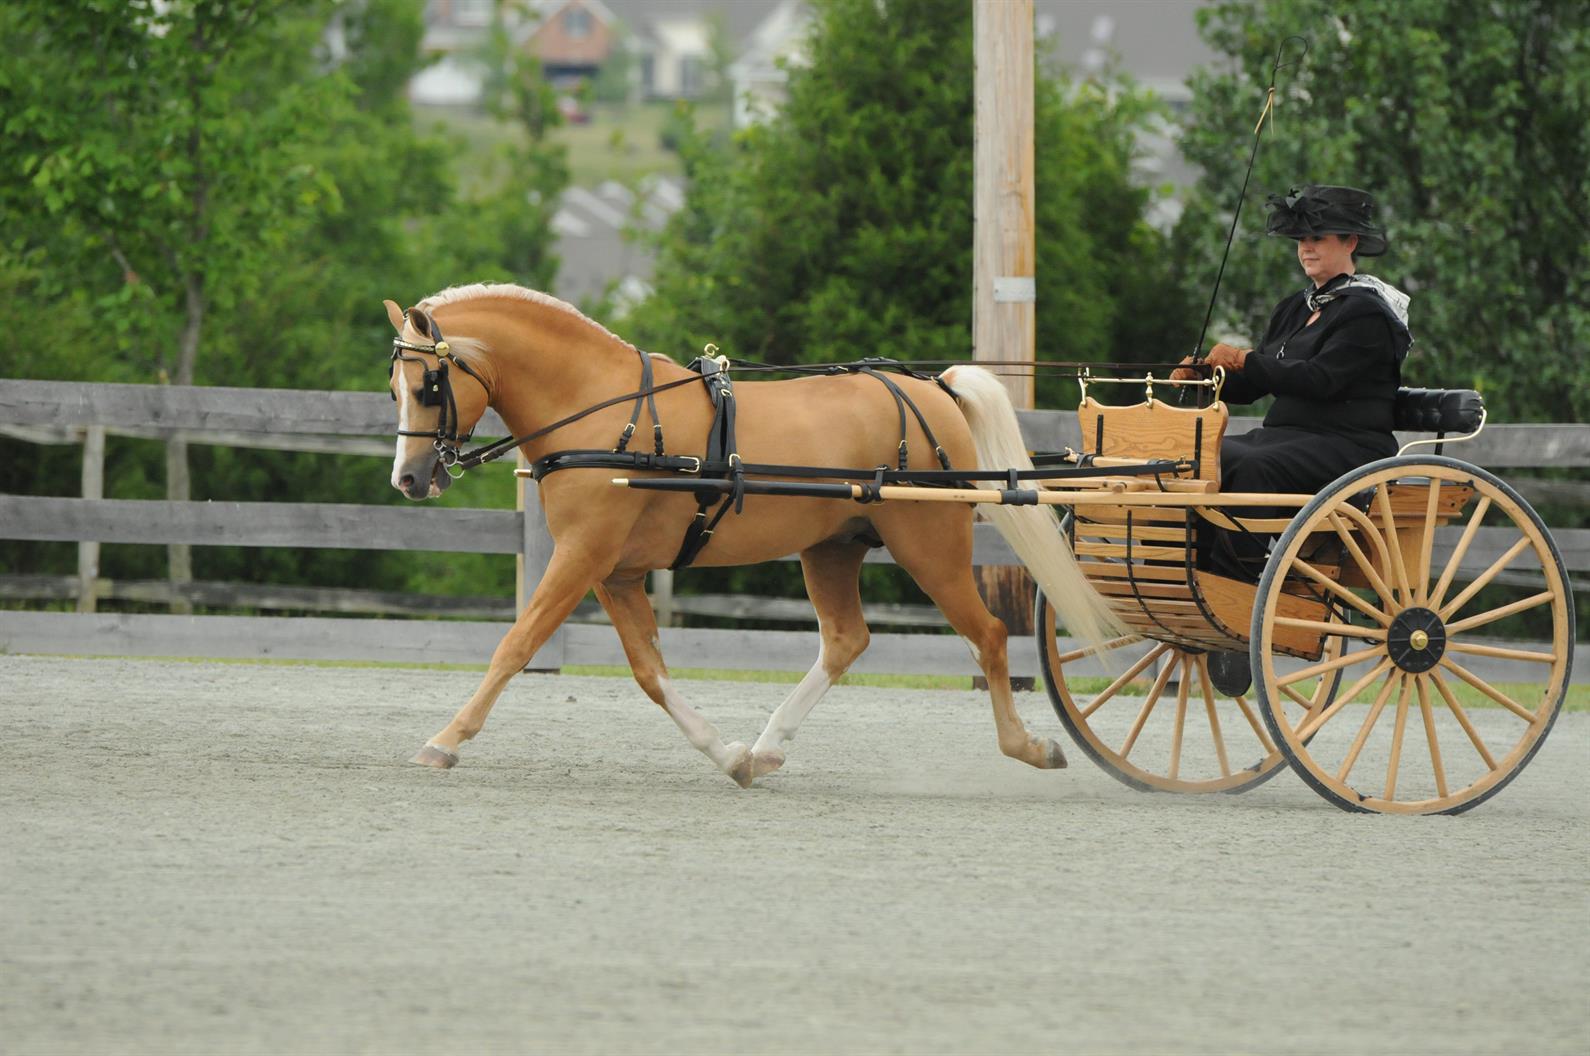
[607, 358, 1572, 814]
[1033, 377, 1574, 813]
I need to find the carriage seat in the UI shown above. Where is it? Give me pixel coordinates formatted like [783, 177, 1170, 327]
[1393, 388, 1484, 435]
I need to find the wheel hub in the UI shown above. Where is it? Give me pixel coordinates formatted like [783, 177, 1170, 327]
[1206, 650, 1253, 697]
[1387, 607, 1447, 673]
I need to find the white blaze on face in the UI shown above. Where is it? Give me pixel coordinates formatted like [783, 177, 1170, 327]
[390, 370, 418, 489]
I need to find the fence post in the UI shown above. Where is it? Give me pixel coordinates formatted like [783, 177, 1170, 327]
[650, 569, 675, 627]
[76, 426, 105, 614]
[517, 450, 563, 671]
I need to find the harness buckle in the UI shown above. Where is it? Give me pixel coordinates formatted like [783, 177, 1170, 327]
[680, 456, 701, 474]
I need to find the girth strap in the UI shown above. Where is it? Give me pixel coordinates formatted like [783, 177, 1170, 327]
[670, 356, 743, 571]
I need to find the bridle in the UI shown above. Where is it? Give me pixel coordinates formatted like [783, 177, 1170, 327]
[389, 315, 490, 472]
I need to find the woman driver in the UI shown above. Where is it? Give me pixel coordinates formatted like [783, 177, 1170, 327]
[1178, 184, 1414, 579]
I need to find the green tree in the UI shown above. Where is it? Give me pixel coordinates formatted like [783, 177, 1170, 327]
[0, 0, 546, 606]
[626, 0, 1190, 402]
[1175, 0, 1589, 422]
[449, 0, 570, 291]
[1, 0, 357, 604]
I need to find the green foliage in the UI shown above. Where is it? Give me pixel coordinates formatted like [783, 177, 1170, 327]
[1176, 0, 1589, 422]
[587, 26, 634, 105]
[0, 0, 561, 604]
[625, 0, 1188, 384]
[2, 0, 353, 384]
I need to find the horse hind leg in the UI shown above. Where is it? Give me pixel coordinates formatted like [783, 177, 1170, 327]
[596, 573, 756, 787]
[748, 540, 872, 779]
[875, 513, 1066, 770]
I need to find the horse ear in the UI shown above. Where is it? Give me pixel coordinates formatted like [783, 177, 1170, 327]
[383, 299, 405, 333]
[407, 307, 434, 339]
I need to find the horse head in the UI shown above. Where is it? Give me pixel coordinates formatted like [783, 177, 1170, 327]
[383, 298, 491, 500]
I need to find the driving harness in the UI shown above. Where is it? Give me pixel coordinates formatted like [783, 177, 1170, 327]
[529, 351, 959, 570]
[391, 322, 1181, 571]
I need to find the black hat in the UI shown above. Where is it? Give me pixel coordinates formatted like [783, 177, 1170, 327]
[1264, 185, 1387, 256]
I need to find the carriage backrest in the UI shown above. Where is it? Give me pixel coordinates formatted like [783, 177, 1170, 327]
[1075, 396, 1229, 486]
[1393, 388, 1484, 435]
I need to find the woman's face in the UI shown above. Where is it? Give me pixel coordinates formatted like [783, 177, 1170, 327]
[1296, 233, 1359, 286]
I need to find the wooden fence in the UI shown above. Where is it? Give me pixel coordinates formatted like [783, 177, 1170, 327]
[2, 379, 1585, 681]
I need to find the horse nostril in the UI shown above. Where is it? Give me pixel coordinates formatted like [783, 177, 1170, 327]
[400, 474, 416, 490]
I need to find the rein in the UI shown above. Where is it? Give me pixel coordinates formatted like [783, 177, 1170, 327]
[393, 341, 1227, 474]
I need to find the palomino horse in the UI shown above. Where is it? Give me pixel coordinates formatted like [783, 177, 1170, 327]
[384, 283, 1123, 786]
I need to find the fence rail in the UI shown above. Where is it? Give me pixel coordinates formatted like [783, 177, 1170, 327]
[3, 379, 1585, 681]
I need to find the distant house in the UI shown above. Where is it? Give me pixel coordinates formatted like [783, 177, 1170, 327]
[524, 0, 620, 84]
[727, 0, 810, 126]
[631, 15, 714, 100]
[411, 0, 621, 105]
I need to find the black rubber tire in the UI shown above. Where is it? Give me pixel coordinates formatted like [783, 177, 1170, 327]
[1250, 455, 1574, 814]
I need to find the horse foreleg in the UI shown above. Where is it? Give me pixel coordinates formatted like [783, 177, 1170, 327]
[411, 547, 601, 768]
[596, 573, 756, 787]
[748, 541, 872, 779]
[881, 519, 1066, 770]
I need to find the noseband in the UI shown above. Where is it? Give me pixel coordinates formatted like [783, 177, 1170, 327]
[389, 317, 490, 470]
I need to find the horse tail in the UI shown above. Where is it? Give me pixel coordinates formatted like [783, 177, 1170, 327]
[940, 364, 1128, 655]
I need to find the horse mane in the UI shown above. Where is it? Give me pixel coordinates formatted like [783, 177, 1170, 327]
[416, 282, 642, 355]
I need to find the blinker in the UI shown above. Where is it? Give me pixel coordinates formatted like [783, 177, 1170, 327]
[420, 368, 445, 407]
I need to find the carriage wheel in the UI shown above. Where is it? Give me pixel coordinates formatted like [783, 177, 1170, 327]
[1036, 589, 1342, 794]
[1252, 456, 1574, 814]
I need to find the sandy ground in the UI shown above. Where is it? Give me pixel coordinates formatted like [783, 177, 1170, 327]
[1, 655, 1586, 1056]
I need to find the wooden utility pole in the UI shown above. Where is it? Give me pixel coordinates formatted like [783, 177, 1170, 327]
[973, 0, 1035, 410]
[972, 0, 1039, 664]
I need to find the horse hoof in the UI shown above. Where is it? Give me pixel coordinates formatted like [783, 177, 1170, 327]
[724, 743, 756, 788]
[410, 743, 459, 769]
[1041, 738, 1068, 770]
[750, 747, 786, 780]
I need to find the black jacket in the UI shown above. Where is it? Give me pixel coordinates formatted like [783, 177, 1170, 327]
[1221, 276, 1402, 446]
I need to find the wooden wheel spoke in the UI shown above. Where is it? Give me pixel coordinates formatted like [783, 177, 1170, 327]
[1193, 656, 1231, 778]
[1297, 658, 1397, 742]
[1280, 683, 1314, 709]
[1167, 656, 1191, 780]
[1375, 484, 1415, 605]
[1277, 644, 1385, 687]
[1273, 616, 1386, 641]
[1384, 675, 1414, 799]
[1414, 479, 1443, 605]
[1429, 495, 1491, 611]
[1445, 591, 1554, 635]
[1233, 695, 1276, 754]
[1445, 640, 1558, 665]
[1328, 513, 1397, 607]
[1416, 677, 1449, 799]
[1336, 672, 1403, 783]
[1291, 557, 1393, 626]
[1079, 643, 1170, 719]
[1120, 656, 1178, 759]
[1439, 658, 1539, 723]
[1430, 669, 1497, 770]
[1056, 634, 1142, 666]
[1439, 536, 1532, 621]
